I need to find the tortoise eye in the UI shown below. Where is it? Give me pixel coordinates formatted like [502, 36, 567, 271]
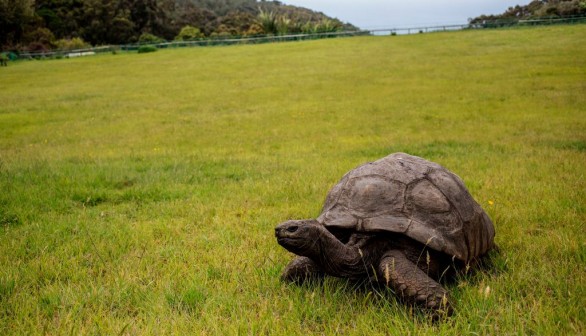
[286, 225, 299, 233]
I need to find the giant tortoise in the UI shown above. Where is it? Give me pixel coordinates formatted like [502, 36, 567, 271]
[275, 153, 495, 314]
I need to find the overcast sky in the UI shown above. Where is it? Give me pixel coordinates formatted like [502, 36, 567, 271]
[282, 0, 528, 29]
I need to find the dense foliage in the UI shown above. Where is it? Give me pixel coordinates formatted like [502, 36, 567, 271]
[471, 0, 586, 24]
[0, 0, 354, 51]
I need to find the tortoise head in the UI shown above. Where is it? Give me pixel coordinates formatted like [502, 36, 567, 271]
[276, 219, 380, 278]
[275, 219, 325, 256]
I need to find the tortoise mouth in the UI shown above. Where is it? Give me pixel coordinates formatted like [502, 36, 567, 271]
[276, 236, 318, 256]
[276, 236, 300, 246]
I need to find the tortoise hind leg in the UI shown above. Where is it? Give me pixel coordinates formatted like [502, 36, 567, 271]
[378, 250, 453, 316]
[281, 256, 325, 284]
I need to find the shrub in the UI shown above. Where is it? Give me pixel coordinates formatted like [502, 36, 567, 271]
[210, 31, 232, 39]
[257, 8, 277, 34]
[245, 23, 264, 36]
[276, 17, 290, 35]
[138, 33, 164, 44]
[137, 45, 157, 53]
[26, 42, 49, 53]
[54, 37, 90, 51]
[301, 19, 342, 34]
[175, 25, 204, 41]
[315, 19, 342, 33]
[23, 27, 55, 51]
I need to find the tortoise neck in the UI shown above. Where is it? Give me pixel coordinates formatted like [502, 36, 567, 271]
[311, 226, 370, 277]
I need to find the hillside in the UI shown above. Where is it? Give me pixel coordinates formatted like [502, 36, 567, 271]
[0, 0, 356, 51]
[471, 0, 586, 23]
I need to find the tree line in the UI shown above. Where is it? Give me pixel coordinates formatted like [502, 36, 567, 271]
[0, 0, 355, 51]
[470, 0, 586, 24]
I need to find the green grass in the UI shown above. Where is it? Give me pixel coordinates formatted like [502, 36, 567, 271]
[1, 25, 585, 334]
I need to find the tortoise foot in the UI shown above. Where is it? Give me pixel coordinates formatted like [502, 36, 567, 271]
[281, 256, 325, 284]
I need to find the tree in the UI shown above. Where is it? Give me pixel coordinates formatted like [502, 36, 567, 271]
[0, 0, 35, 48]
[110, 16, 136, 44]
[80, 0, 118, 44]
[471, 0, 586, 24]
[129, 0, 164, 36]
[173, 3, 217, 36]
[0, 0, 357, 50]
[214, 10, 256, 36]
[34, 0, 85, 39]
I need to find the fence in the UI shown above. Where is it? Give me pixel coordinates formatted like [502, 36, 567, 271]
[367, 14, 586, 36]
[12, 15, 586, 59]
[14, 30, 367, 59]
[369, 24, 469, 36]
[119, 30, 369, 51]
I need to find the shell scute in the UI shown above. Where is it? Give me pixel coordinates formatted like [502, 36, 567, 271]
[317, 204, 357, 229]
[343, 176, 405, 217]
[427, 169, 480, 222]
[378, 154, 430, 183]
[407, 179, 451, 213]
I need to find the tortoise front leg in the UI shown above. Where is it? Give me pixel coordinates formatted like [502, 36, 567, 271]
[281, 256, 325, 283]
[378, 250, 452, 315]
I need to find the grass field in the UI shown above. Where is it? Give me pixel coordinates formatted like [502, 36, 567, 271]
[1, 25, 585, 334]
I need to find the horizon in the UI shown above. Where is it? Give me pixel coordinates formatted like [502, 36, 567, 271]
[282, 0, 529, 29]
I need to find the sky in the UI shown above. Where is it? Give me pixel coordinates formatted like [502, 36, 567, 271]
[282, 0, 529, 29]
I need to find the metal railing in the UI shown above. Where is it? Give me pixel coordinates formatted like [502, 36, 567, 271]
[14, 31, 367, 59]
[119, 30, 369, 51]
[368, 15, 586, 35]
[369, 24, 469, 36]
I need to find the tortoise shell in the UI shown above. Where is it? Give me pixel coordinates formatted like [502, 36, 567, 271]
[316, 153, 495, 262]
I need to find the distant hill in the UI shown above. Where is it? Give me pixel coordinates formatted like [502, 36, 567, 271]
[1, 0, 358, 51]
[471, 0, 586, 24]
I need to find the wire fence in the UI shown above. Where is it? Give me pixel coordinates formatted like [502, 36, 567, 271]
[10, 15, 586, 60]
[367, 14, 586, 36]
